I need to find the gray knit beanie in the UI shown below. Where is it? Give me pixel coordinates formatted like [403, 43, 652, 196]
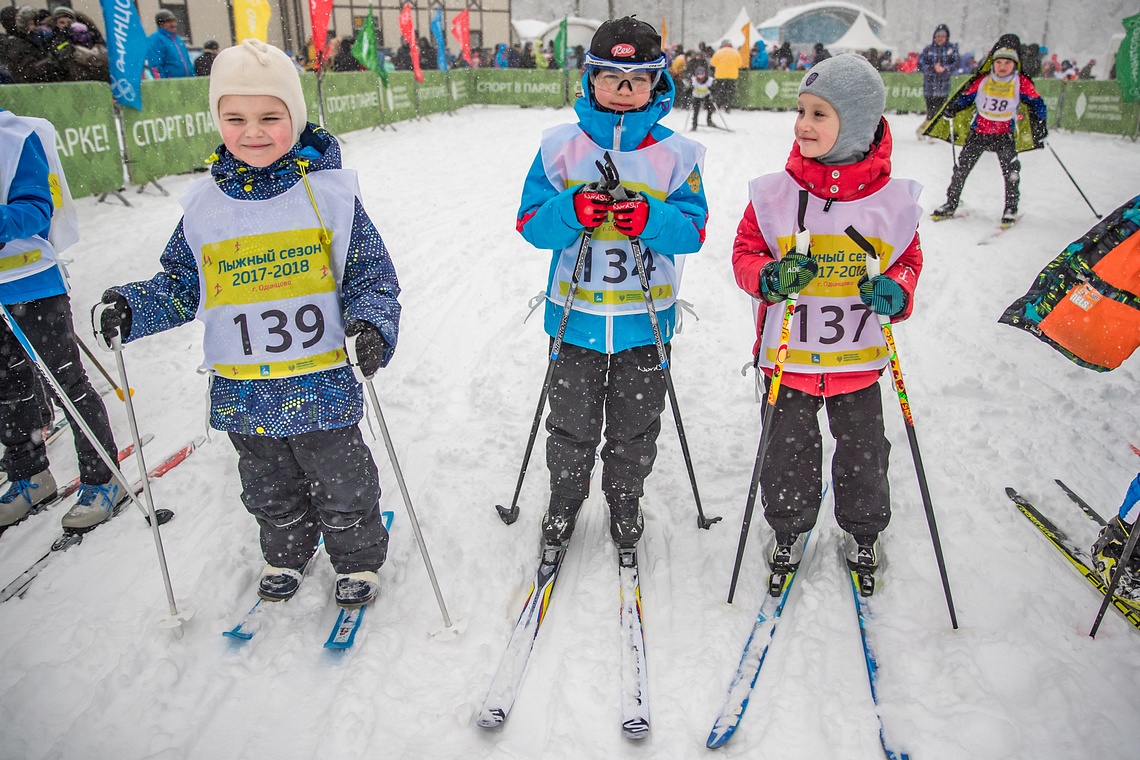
[798, 53, 886, 165]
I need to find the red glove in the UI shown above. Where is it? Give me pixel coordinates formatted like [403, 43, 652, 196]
[573, 189, 613, 229]
[611, 195, 649, 237]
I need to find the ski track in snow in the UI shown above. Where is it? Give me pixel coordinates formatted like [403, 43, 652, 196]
[0, 106, 1138, 759]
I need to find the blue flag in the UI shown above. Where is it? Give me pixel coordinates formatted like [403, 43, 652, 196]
[100, 0, 147, 110]
[430, 7, 448, 72]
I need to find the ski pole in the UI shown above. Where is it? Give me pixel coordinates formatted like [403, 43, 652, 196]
[1089, 521, 1140, 637]
[349, 353, 460, 636]
[110, 334, 190, 637]
[598, 152, 719, 530]
[950, 116, 958, 170]
[495, 228, 594, 526]
[0, 306, 185, 627]
[0, 305, 154, 522]
[727, 191, 811, 604]
[628, 233, 721, 531]
[76, 333, 132, 401]
[846, 226, 959, 630]
[1047, 143, 1101, 219]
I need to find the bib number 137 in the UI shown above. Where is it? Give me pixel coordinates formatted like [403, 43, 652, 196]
[233, 304, 326, 355]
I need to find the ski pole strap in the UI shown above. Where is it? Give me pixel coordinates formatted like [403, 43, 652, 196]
[796, 189, 808, 233]
[844, 225, 881, 278]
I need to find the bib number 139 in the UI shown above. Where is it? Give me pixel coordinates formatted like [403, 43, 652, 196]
[233, 304, 326, 355]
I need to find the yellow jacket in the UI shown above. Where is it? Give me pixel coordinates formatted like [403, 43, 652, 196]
[711, 46, 742, 79]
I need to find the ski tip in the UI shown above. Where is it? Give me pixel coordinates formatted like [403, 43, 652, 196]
[222, 628, 253, 641]
[706, 725, 735, 749]
[1004, 486, 1018, 499]
[475, 709, 506, 729]
[495, 503, 519, 525]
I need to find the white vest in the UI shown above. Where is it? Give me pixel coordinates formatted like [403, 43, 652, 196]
[539, 123, 705, 316]
[0, 111, 79, 286]
[748, 172, 922, 374]
[974, 73, 1020, 122]
[180, 170, 358, 379]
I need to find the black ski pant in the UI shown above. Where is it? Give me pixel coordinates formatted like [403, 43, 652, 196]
[945, 130, 1021, 212]
[229, 425, 387, 574]
[0, 294, 117, 484]
[692, 97, 715, 129]
[924, 95, 947, 120]
[760, 380, 891, 541]
[712, 78, 736, 111]
[546, 342, 669, 504]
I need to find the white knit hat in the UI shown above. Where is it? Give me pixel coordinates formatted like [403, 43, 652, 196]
[209, 39, 307, 142]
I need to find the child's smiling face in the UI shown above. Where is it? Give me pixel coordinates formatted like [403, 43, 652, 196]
[795, 93, 839, 159]
[218, 94, 294, 168]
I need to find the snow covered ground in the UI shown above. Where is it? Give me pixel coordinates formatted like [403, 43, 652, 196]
[1, 105, 1138, 760]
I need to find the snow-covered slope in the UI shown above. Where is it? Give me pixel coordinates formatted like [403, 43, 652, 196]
[0, 106, 1137, 760]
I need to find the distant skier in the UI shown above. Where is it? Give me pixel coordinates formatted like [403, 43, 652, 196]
[515, 16, 708, 552]
[1092, 474, 1140, 608]
[731, 54, 924, 593]
[688, 64, 715, 130]
[928, 34, 1048, 228]
[0, 106, 126, 532]
[93, 40, 401, 609]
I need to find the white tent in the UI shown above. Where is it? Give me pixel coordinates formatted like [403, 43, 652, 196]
[828, 12, 889, 53]
[511, 17, 601, 49]
[715, 7, 763, 51]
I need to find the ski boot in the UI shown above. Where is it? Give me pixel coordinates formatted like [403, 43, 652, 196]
[541, 494, 584, 546]
[0, 470, 58, 527]
[845, 533, 881, 597]
[608, 494, 643, 549]
[258, 565, 306, 601]
[767, 532, 806, 596]
[335, 571, 380, 608]
[1000, 206, 1019, 229]
[61, 480, 126, 530]
[1092, 518, 1140, 609]
[930, 202, 958, 222]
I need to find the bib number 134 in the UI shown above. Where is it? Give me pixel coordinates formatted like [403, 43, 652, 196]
[233, 304, 326, 355]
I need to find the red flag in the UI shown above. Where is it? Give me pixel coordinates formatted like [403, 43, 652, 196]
[399, 3, 423, 82]
[309, 0, 334, 66]
[450, 8, 472, 67]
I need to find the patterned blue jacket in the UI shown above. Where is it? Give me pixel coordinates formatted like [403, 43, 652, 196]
[113, 124, 401, 437]
[516, 72, 708, 354]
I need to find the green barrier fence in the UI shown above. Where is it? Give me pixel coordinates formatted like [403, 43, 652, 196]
[472, 69, 567, 107]
[881, 73, 926, 113]
[1060, 80, 1140, 135]
[380, 72, 418, 124]
[122, 78, 218, 185]
[733, 71, 802, 110]
[0, 82, 123, 198]
[417, 71, 453, 116]
[7, 73, 1137, 199]
[449, 69, 473, 108]
[321, 71, 382, 135]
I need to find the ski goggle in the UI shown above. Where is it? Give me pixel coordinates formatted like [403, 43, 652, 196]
[585, 53, 666, 94]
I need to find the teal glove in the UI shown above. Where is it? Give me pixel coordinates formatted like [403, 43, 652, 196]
[759, 251, 818, 302]
[857, 274, 907, 317]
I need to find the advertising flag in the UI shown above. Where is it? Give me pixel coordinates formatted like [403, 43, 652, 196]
[99, 0, 146, 110]
[430, 6, 448, 71]
[1118, 13, 1140, 103]
[450, 8, 472, 67]
[233, 0, 272, 43]
[553, 17, 567, 69]
[400, 3, 423, 82]
[352, 5, 387, 84]
[309, 0, 334, 65]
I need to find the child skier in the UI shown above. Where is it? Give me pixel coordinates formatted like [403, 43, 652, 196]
[688, 64, 716, 131]
[515, 16, 707, 552]
[1092, 473, 1140, 607]
[92, 40, 401, 609]
[0, 107, 126, 532]
[929, 36, 1047, 227]
[731, 54, 924, 592]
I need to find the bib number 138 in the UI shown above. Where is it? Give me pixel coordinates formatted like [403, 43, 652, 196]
[233, 304, 326, 355]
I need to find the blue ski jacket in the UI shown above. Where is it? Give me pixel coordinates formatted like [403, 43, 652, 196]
[113, 125, 401, 437]
[0, 111, 65, 305]
[516, 71, 708, 354]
